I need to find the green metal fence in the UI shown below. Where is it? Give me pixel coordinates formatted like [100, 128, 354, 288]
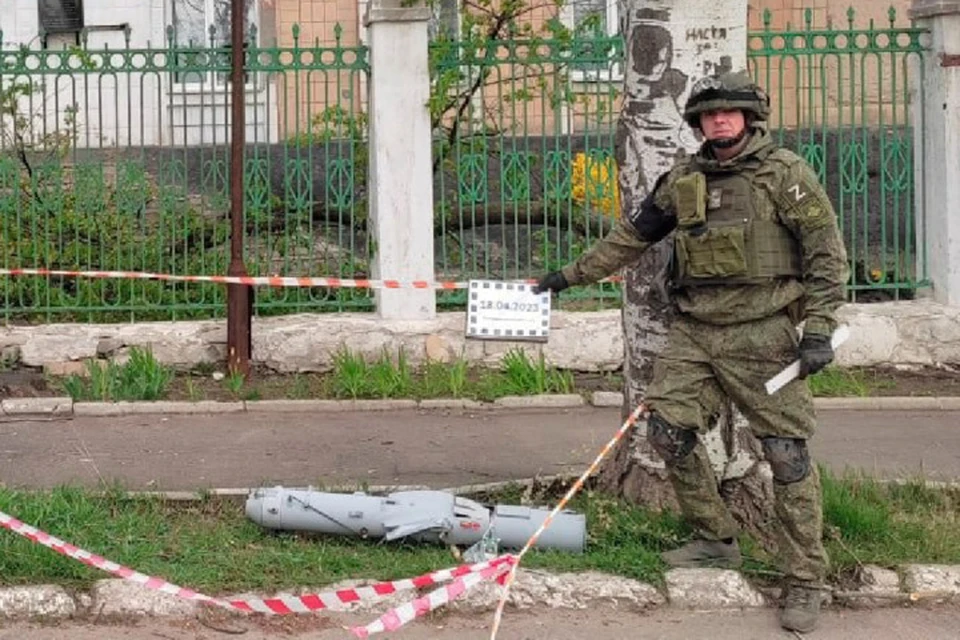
[429, 34, 624, 309]
[433, 7, 930, 308]
[0, 25, 370, 322]
[0, 6, 931, 321]
[746, 7, 929, 301]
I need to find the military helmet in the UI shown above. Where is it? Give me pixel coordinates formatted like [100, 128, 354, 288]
[683, 70, 771, 129]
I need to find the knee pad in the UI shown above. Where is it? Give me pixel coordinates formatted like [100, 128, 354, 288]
[761, 437, 811, 484]
[647, 413, 698, 464]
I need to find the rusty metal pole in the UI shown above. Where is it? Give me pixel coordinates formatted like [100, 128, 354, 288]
[227, 0, 251, 376]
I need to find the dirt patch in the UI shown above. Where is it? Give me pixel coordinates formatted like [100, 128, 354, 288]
[0, 370, 54, 398]
[846, 366, 960, 397]
[3, 364, 960, 402]
[175, 609, 339, 635]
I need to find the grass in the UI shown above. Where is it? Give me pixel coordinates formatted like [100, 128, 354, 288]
[2, 469, 959, 594]
[0, 483, 685, 593]
[820, 470, 960, 573]
[184, 377, 203, 402]
[328, 347, 415, 399]
[0, 485, 455, 594]
[60, 347, 173, 402]
[285, 374, 312, 400]
[290, 346, 573, 402]
[806, 366, 890, 397]
[56, 346, 579, 404]
[51, 348, 919, 404]
[223, 371, 246, 397]
[497, 349, 575, 396]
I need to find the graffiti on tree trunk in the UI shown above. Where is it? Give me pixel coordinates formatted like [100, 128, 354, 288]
[606, 0, 755, 489]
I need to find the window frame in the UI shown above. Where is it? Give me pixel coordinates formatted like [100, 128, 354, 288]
[562, 0, 622, 83]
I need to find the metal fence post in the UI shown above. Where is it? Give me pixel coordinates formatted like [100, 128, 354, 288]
[228, 0, 251, 375]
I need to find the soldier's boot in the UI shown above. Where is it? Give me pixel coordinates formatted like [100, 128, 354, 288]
[647, 413, 742, 570]
[763, 437, 828, 634]
[780, 583, 821, 633]
[661, 538, 742, 569]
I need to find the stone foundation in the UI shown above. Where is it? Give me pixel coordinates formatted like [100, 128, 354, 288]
[2, 300, 959, 373]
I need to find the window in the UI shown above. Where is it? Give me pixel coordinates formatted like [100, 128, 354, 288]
[170, 0, 258, 85]
[565, 0, 621, 82]
[571, 0, 615, 36]
[38, 0, 85, 48]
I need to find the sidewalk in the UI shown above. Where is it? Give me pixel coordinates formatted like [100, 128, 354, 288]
[3, 403, 960, 634]
[4, 605, 960, 640]
[1, 404, 959, 492]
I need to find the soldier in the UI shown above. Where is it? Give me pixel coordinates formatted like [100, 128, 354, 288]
[533, 70, 849, 634]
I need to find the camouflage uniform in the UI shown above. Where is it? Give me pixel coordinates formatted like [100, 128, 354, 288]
[539, 73, 849, 600]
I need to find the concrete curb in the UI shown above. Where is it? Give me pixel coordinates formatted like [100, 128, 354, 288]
[812, 396, 960, 411]
[589, 392, 960, 412]
[0, 397, 73, 419]
[242, 398, 419, 413]
[1, 563, 957, 621]
[493, 394, 584, 408]
[591, 391, 624, 407]
[73, 400, 245, 416]
[0, 391, 960, 420]
[93, 476, 576, 505]
[6, 393, 960, 420]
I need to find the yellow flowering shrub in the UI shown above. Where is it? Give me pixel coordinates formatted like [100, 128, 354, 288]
[570, 152, 620, 218]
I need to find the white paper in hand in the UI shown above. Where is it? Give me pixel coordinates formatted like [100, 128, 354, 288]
[765, 325, 850, 395]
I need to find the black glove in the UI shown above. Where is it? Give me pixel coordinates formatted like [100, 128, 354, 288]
[532, 271, 569, 295]
[798, 333, 833, 379]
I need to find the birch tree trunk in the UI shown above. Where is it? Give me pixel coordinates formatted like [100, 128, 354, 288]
[596, 0, 777, 550]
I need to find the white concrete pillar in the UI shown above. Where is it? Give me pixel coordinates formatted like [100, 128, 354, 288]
[910, 0, 960, 304]
[364, 0, 436, 319]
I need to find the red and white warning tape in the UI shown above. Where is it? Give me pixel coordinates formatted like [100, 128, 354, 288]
[487, 401, 647, 639]
[0, 403, 645, 637]
[352, 558, 514, 638]
[0, 510, 220, 606]
[1, 263, 638, 637]
[0, 267, 622, 289]
[0, 507, 514, 634]
[0, 268, 470, 290]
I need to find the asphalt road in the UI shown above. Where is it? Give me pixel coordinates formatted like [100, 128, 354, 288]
[2, 605, 960, 639]
[1, 406, 958, 491]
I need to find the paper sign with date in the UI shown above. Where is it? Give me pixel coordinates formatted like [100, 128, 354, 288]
[465, 280, 551, 342]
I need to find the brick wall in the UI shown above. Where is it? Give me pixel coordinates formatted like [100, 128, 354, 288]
[271, 0, 919, 135]
[274, 0, 364, 141]
[748, 0, 917, 128]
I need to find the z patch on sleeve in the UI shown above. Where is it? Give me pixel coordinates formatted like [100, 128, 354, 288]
[779, 173, 832, 226]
